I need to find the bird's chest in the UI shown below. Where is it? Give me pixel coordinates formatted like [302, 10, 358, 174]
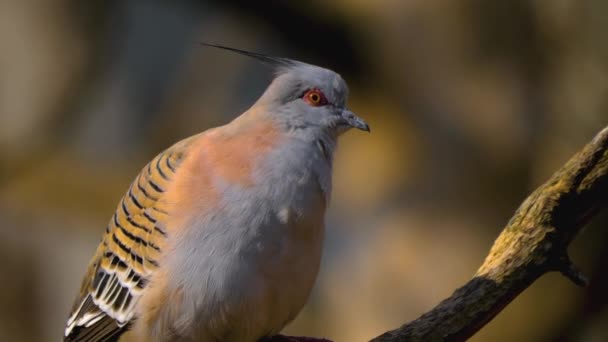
[228, 163, 328, 287]
[161, 157, 329, 340]
[232, 142, 330, 275]
[221, 178, 326, 337]
[248, 164, 328, 264]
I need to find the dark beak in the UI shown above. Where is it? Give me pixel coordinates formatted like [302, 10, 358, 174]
[341, 110, 370, 132]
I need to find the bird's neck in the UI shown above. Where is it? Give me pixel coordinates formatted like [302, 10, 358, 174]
[235, 106, 338, 147]
[223, 108, 336, 202]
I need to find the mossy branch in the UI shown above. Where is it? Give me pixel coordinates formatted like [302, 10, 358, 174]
[370, 126, 608, 341]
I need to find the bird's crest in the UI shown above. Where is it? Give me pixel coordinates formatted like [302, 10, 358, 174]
[200, 42, 301, 74]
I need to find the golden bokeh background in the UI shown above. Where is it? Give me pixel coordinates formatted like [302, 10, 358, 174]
[1, 1, 608, 341]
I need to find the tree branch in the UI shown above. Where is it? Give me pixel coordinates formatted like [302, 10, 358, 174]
[371, 126, 608, 341]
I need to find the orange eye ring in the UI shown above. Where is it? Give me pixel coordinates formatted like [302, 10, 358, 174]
[303, 89, 328, 106]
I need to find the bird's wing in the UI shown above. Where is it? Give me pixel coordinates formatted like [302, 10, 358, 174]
[64, 136, 199, 342]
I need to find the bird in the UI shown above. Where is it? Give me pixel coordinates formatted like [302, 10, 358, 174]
[63, 44, 369, 342]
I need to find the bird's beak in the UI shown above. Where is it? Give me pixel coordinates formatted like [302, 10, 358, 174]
[341, 110, 370, 132]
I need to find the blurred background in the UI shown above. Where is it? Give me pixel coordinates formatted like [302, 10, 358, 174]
[1, 1, 608, 341]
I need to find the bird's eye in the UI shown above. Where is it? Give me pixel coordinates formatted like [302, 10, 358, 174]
[303, 89, 328, 106]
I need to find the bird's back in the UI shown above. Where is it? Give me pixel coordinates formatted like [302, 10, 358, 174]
[64, 134, 200, 341]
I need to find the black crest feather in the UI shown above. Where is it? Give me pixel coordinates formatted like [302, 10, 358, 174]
[199, 42, 299, 70]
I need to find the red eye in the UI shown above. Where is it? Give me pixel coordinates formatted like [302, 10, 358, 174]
[303, 89, 328, 106]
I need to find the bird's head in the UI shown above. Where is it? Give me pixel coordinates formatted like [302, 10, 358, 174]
[202, 43, 369, 137]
